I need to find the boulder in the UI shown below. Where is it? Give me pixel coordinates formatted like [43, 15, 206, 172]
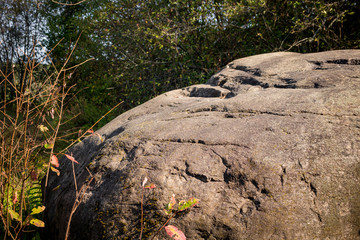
[43, 50, 360, 240]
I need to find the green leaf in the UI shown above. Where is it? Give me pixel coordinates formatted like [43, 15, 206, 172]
[31, 206, 46, 215]
[8, 210, 21, 222]
[50, 166, 60, 176]
[30, 218, 45, 227]
[178, 197, 199, 211]
[165, 194, 176, 215]
[44, 143, 54, 149]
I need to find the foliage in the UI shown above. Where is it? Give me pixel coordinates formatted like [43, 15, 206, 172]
[139, 177, 199, 240]
[0, 42, 66, 238]
[225, 0, 360, 52]
[41, 0, 360, 128]
[0, 27, 98, 239]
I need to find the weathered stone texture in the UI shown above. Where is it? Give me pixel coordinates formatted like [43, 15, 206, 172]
[43, 50, 360, 240]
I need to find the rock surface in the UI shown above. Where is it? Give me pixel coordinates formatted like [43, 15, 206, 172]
[43, 50, 360, 240]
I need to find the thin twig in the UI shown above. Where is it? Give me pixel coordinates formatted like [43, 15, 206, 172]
[139, 187, 145, 240]
[150, 213, 176, 240]
[60, 100, 123, 154]
[51, 0, 87, 6]
[64, 169, 94, 240]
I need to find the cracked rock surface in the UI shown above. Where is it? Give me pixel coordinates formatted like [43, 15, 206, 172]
[43, 50, 360, 239]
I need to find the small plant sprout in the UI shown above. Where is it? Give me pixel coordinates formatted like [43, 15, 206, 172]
[165, 194, 176, 215]
[153, 195, 198, 240]
[142, 177, 148, 188]
[138, 181, 199, 240]
[140, 177, 157, 240]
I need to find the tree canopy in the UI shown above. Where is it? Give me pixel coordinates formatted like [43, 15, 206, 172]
[2, 0, 360, 125]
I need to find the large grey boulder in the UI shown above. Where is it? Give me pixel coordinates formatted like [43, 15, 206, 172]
[43, 50, 360, 240]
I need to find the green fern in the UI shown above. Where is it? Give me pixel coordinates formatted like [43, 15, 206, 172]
[26, 182, 43, 212]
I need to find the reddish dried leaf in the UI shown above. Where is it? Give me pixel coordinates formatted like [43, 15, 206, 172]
[65, 154, 79, 164]
[94, 132, 103, 142]
[13, 192, 18, 205]
[87, 129, 94, 134]
[30, 170, 38, 181]
[165, 225, 186, 240]
[145, 183, 156, 189]
[50, 155, 59, 168]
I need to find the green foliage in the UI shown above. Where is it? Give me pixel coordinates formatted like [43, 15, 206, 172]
[178, 197, 199, 212]
[139, 178, 199, 240]
[42, 0, 360, 127]
[224, 0, 360, 52]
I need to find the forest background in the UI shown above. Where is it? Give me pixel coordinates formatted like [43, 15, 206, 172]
[2, 0, 360, 128]
[0, 0, 359, 239]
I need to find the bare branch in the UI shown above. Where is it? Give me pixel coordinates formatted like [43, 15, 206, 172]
[51, 0, 87, 6]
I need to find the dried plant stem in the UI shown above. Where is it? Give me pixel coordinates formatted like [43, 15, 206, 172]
[139, 187, 145, 240]
[150, 213, 176, 240]
[60, 100, 123, 155]
[64, 165, 94, 240]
